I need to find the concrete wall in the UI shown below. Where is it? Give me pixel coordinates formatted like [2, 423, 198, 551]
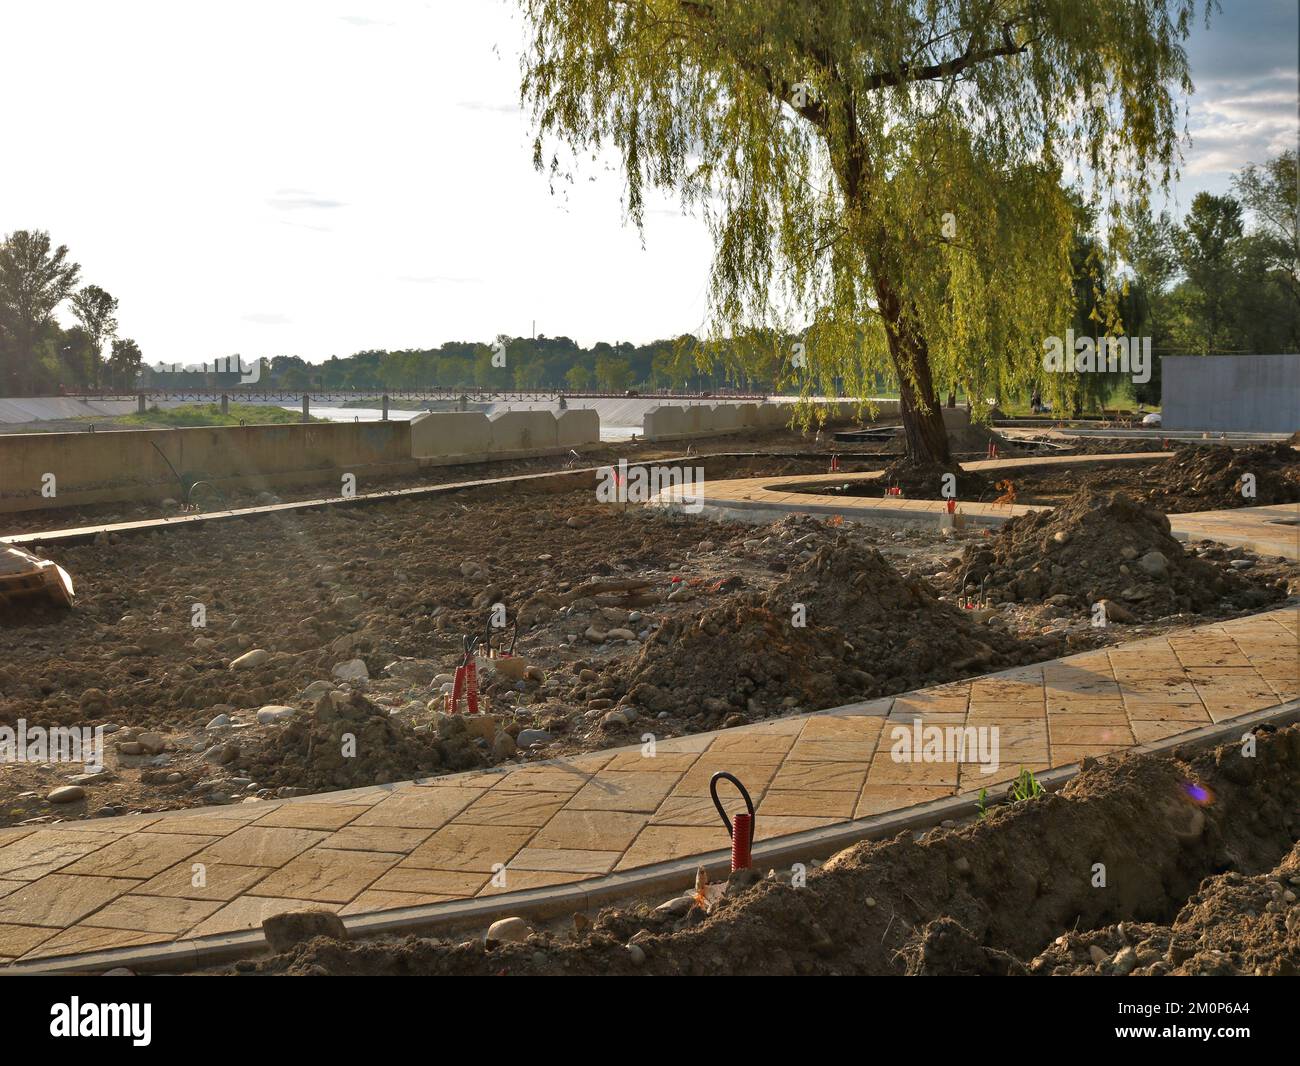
[410, 409, 598, 462]
[0, 421, 415, 513]
[641, 399, 887, 440]
[1162, 354, 1300, 433]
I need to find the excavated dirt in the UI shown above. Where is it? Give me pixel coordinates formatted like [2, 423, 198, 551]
[230, 722, 1300, 976]
[608, 533, 1059, 727]
[949, 490, 1285, 619]
[1145, 442, 1300, 513]
[875, 456, 992, 499]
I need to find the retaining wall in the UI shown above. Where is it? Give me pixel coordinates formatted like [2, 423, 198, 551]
[409, 409, 599, 463]
[0, 421, 416, 513]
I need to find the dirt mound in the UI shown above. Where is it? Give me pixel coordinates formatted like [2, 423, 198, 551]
[876, 456, 992, 499]
[958, 490, 1279, 618]
[236, 723, 1300, 976]
[608, 534, 1057, 725]
[233, 691, 486, 791]
[1145, 442, 1300, 513]
[1028, 843, 1300, 975]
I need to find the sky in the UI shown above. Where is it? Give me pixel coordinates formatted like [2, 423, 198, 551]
[0, 0, 1295, 366]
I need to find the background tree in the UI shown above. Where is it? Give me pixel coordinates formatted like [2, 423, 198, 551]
[106, 337, 143, 390]
[69, 283, 119, 387]
[1233, 150, 1299, 313]
[517, 0, 1200, 464]
[0, 230, 82, 394]
[1172, 192, 1245, 354]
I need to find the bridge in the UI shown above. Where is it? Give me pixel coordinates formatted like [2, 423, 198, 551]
[55, 387, 769, 404]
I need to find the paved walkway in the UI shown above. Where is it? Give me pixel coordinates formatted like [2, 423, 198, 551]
[654, 454, 1300, 559]
[0, 608, 1295, 969]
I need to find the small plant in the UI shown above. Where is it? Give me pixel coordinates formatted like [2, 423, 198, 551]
[976, 788, 989, 820]
[1009, 767, 1044, 803]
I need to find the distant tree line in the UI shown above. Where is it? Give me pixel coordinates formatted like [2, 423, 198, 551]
[3, 154, 1293, 404]
[0, 231, 142, 395]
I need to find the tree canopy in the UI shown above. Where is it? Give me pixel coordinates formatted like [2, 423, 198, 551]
[518, 0, 1206, 460]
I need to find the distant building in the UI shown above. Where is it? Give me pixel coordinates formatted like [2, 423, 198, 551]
[1161, 354, 1300, 434]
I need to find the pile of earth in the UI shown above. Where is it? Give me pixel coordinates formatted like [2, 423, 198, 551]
[956, 489, 1280, 619]
[605, 534, 1059, 726]
[231, 691, 487, 792]
[875, 456, 992, 499]
[234, 723, 1300, 976]
[1145, 442, 1300, 513]
[1025, 844, 1300, 976]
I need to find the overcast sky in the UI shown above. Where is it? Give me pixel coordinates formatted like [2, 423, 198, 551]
[1, 0, 1295, 364]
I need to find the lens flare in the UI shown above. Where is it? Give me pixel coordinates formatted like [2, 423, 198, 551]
[1182, 781, 1214, 806]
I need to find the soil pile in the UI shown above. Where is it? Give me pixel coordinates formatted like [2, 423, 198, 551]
[609, 533, 1056, 724]
[875, 456, 992, 499]
[1145, 442, 1300, 513]
[1027, 844, 1300, 976]
[238, 723, 1300, 976]
[958, 489, 1279, 618]
[233, 691, 486, 791]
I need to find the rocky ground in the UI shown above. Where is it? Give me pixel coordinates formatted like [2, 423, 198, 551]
[222, 722, 1300, 976]
[1, 432, 1292, 821]
[1, 472, 1292, 830]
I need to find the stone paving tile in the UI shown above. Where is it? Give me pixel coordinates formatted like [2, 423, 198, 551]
[511, 848, 621, 874]
[0, 922, 57, 958]
[856, 785, 954, 818]
[708, 731, 798, 754]
[531, 810, 650, 852]
[400, 824, 534, 872]
[649, 795, 723, 827]
[253, 804, 367, 831]
[139, 812, 266, 837]
[603, 751, 699, 773]
[317, 826, 434, 854]
[351, 787, 486, 828]
[769, 760, 868, 793]
[477, 870, 587, 895]
[453, 790, 568, 828]
[616, 826, 730, 870]
[758, 790, 857, 818]
[84, 895, 222, 934]
[370, 867, 489, 896]
[134, 861, 274, 901]
[248, 848, 403, 904]
[866, 754, 960, 787]
[567, 770, 682, 812]
[63, 833, 217, 879]
[22, 926, 173, 961]
[0, 879, 27, 899]
[0, 874, 140, 927]
[187, 896, 344, 939]
[0, 828, 35, 849]
[669, 755, 784, 798]
[0, 830, 118, 881]
[340, 890, 457, 915]
[755, 815, 841, 839]
[197, 826, 328, 868]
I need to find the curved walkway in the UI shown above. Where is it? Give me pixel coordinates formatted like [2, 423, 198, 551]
[0, 608, 1295, 972]
[652, 453, 1300, 560]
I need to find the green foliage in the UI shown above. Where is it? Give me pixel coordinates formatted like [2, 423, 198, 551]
[517, 0, 1203, 446]
[1008, 767, 1044, 803]
[114, 403, 320, 428]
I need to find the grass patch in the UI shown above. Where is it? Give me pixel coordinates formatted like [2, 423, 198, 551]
[113, 403, 321, 427]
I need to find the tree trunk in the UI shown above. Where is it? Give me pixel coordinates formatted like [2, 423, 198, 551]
[875, 276, 952, 465]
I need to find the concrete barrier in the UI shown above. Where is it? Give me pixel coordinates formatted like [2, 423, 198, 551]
[556, 409, 600, 447]
[410, 409, 596, 464]
[409, 412, 492, 458]
[488, 410, 559, 452]
[0, 421, 416, 513]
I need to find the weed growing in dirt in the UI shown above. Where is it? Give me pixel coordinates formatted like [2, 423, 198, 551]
[1009, 768, 1044, 803]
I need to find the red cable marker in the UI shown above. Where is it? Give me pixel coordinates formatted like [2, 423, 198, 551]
[710, 771, 756, 872]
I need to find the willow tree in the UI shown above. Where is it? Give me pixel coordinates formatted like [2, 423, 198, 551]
[519, 0, 1201, 463]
